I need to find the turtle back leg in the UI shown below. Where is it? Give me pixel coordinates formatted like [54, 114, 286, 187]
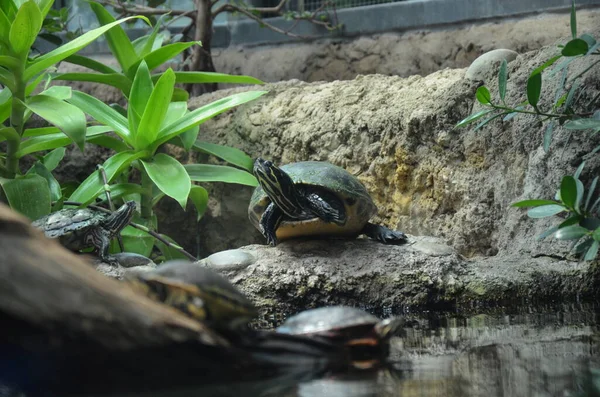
[361, 222, 407, 244]
[260, 202, 284, 246]
[302, 187, 346, 226]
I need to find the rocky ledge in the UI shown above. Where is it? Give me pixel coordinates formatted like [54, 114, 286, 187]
[184, 236, 600, 317]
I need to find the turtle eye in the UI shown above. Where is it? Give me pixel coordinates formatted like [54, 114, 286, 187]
[191, 296, 204, 308]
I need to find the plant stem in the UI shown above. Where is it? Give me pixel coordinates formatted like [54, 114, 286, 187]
[492, 104, 592, 119]
[140, 167, 153, 220]
[6, 60, 26, 178]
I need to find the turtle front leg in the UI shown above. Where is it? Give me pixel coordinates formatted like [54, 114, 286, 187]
[362, 223, 407, 244]
[304, 191, 346, 226]
[260, 203, 283, 246]
[89, 228, 119, 265]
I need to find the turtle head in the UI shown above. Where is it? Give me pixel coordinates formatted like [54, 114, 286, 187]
[103, 201, 136, 236]
[374, 317, 406, 340]
[253, 158, 302, 217]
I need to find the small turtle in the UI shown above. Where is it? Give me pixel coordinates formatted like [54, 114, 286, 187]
[32, 201, 136, 265]
[126, 260, 258, 331]
[250, 158, 407, 246]
[276, 306, 403, 368]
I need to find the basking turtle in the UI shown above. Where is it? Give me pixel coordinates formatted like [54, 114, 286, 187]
[276, 306, 404, 368]
[249, 158, 407, 246]
[126, 260, 258, 331]
[32, 201, 136, 265]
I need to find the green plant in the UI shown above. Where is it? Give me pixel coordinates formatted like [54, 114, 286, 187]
[456, 1, 599, 152]
[512, 163, 600, 261]
[51, 2, 264, 100]
[0, 0, 146, 219]
[63, 60, 266, 258]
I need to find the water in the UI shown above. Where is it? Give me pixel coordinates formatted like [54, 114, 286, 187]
[2, 303, 599, 397]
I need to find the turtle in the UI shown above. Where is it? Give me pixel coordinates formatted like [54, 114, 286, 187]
[249, 158, 408, 246]
[276, 306, 404, 368]
[32, 201, 136, 265]
[126, 260, 258, 331]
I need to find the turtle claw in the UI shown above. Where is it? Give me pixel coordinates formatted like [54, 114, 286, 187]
[363, 223, 407, 245]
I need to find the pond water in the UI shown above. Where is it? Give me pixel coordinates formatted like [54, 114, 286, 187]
[1, 303, 599, 397]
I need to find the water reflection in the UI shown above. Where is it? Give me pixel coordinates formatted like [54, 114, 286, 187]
[2, 304, 598, 397]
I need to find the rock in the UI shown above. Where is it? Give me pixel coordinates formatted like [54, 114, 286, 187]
[203, 248, 257, 271]
[215, 237, 599, 316]
[112, 252, 155, 268]
[465, 49, 519, 81]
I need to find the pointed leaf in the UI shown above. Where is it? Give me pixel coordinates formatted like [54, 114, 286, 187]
[39, 85, 71, 100]
[498, 59, 507, 102]
[564, 119, 600, 131]
[0, 7, 11, 44]
[24, 15, 146, 81]
[135, 15, 167, 58]
[1, 174, 51, 220]
[141, 154, 191, 209]
[89, 2, 139, 73]
[185, 164, 258, 186]
[133, 42, 196, 73]
[155, 91, 268, 148]
[136, 68, 175, 149]
[527, 204, 566, 218]
[527, 72, 542, 107]
[560, 175, 578, 209]
[155, 233, 189, 261]
[169, 71, 264, 85]
[193, 141, 254, 171]
[30, 161, 61, 201]
[570, 0, 577, 39]
[87, 135, 130, 152]
[24, 94, 86, 151]
[537, 225, 559, 240]
[67, 90, 131, 144]
[16, 126, 109, 157]
[69, 151, 148, 205]
[585, 176, 598, 211]
[128, 60, 153, 136]
[543, 121, 555, 152]
[584, 240, 599, 260]
[0, 55, 19, 70]
[63, 54, 118, 74]
[9, 0, 42, 55]
[555, 225, 588, 240]
[177, 126, 199, 152]
[51, 72, 132, 93]
[37, 0, 53, 18]
[42, 147, 66, 171]
[0, 126, 19, 143]
[189, 185, 208, 221]
[511, 199, 560, 208]
[455, 109, 494, 128]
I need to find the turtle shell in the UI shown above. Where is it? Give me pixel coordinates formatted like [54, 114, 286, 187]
[32, 208, 106, 238]
[276, 306, 380, 336]
[248, 161, 377, 241]
[131, 260, 257, 329]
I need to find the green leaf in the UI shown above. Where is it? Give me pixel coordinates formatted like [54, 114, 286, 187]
[23, 126, 60, 137]
[128, 60, 153, 136]
[89, 2, 139, 73]
[116, 224, 154, 258]
[24, 15, 146, 81]
[193, 141, 254, 172]
[1, 174, 50, 220]
[134, 42, 197, 73]
[0, 55, 20, 70]
[177, 126, 199, 152]
[574, 161, 585, 180]
[36, 0, 53, 19]
[475, 86, 492, 105]
[530, 55, 562, 77]
[87, 135, 130, 152]
[555, 225, 588, 240]
[169, 71, 264, 85]
[570, 0, 577, 39]
[0, 7, 11, 44]
[527, 72, 542, 108]
[155, 91, 268, 149]
[584, 240, 599, 261]
[96, 183, 147, 203]
[24, 95, 86, 151]
[16, 127, 109, 157]
[25, 72, 47, 96]
[155, 233, 189, 261]
[585, 176, 598, 211]
[136, 68, 175, 150]
[69, 151, 148, 206]
[562, 38, 589, 56]
[564, 119, 600, 131]
[30, 161, 61, 201]
[39, 85, 72, 100]
[558, 215, 582, 229]
[185, 164, 258, 186]
[0, 126, 20, 143]
[67, 90, 131, 144]
[9, 0, 42, 55]
[455, 109, 494, 128]
[565, 79, 581, 109]
[543, 121, 554, 152]
[575, 178, 584, 213]
[511, 199, 560, 208]
[594, 227, 600, 241]
[189, 185, 208, 221]
[527, 204, 566, 218]
[51, 72, 132, 94]
[172, 87, 189, 102]
[162, 101, 188, 126]
[537, 225, 559, 240]
[141, 154, 191, 209]
[63, 54, 118, 74]
[560, 175, 578, 210]
[498, 59, 507, 102]
[132, 15, 165, 58]
[473, 112, 503, 132]
[42, 147, 66, 171]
